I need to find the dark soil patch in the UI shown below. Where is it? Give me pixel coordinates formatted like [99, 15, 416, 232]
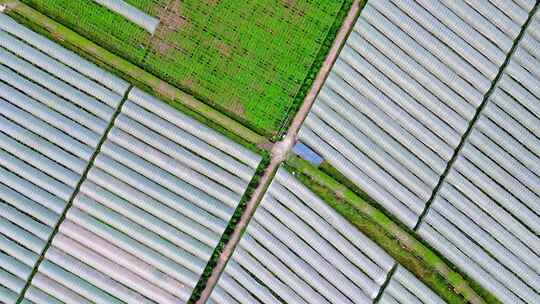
[282, 0, 297, 8]
[181, 77, 196, 90]
[158, 0, 186, 31]
[217, 40, 231, 57]
[151, 0, 186, 55]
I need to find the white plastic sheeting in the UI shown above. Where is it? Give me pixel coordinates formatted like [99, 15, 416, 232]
[0, 10, 260, 304]
[0, 16, 125, 303]
[293, 1, 538, 303]
[91, 0, 160, 34]
[420, 11, 540, 303]
[0, 31, 123, 108]
[210, 167, 395, 304]
[378, 266, 445, 304]
[0, 14, 129, 95]
[297, 0, 521, 228]
[28, 89, 261, 303]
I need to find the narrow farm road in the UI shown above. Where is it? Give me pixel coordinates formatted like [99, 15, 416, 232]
[196, 1, 362, 302]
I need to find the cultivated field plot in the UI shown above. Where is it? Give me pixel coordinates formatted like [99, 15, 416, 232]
[139, 0, 345, 134]
[20, 0, 151, 62]
[418, 11, 540, 304]
[20, 0, 346, 135]
[0, 14, 128, 303]
[297, 0, 530, 228]
[211, 167, 397, 304]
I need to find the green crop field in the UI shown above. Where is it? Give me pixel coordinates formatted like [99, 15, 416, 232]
[21, 0, 348, 135]
[137, 0, 345, 134]
[21, 0, 150, 62]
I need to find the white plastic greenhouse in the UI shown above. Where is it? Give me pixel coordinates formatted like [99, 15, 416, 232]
[0, 14, 262, 304]
[28, 89, 261, 304]
[295, 1, 539, 303]
[210, 167, 396, 304]
[91, 0, 160, 34]
[418, 11, 540, 303]
[0, 14, 127, 303]
[209, 168, 448, 304]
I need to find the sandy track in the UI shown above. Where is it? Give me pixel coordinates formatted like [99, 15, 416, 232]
[196, 1, 362, 302]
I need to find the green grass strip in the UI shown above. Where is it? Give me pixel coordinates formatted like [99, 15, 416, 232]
[286, 154, 499, 304]
[2, 0, 266, 145]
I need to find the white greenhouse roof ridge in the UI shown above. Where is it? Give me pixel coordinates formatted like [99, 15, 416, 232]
[211, 167, 397, 304]
[91, 0, 160, 34]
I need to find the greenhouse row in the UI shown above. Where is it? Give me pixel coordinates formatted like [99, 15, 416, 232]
[295, 1, 539, 303]
[211, 167, 396, 304]
[210, 168, 450, 304]
[417, 11, 540, 303]
[91, 0, 160, 33]
[0, 12, 128, 303]
[0, 14, 262, 303]
[298, 0, 535, 228]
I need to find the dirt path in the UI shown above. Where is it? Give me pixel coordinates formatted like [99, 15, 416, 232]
[286, 0, 361, 140]
[195, 1, 361, 302]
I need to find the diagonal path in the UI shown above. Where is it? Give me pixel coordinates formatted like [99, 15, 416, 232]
[195, 1, 364, 303]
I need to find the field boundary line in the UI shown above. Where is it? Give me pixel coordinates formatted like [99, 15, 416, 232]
[373, 263, 398, 303]
[15, 86, 133, 304]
